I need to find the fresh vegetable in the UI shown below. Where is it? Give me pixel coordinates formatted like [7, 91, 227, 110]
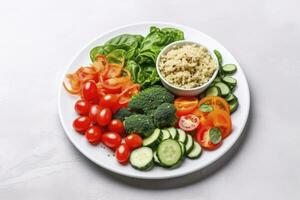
[222, 64, 237, 75]
[196, 126, 222, 150]
[198, 96, 230, 114]
[214, 49, 223, 66]
[209, 127, 222, 144]
[229, 95, 239, 113]
[176, 129, 187, 144]
[178, 114, 200, 132]
[89, 105, 101, 123]
[128, 85, 174, 114]
[167, 127, 178, 139]
[97, 108, 112, 126]
[102, 132, 122, 149]
[130, 147, 154, 170]
[108, 119, 125, 135]
[206, 110, 232, 139]
[125, 134, 143, 150]
[124, 114, 155, 137]
[153, 103, 177, 128]
[73, 116, 91, 133]
[187, 141, 202, 159]
[112, 108, 133, 121]
[185, 134, 194, 154]
[174, 97, 198, 117]
[157, 139, 182, 168]
[81, 80, 99, 103]
[205, 86, 221, 97]
[74, 100, 91, 115]
[115, 144, 130, 164]
[85, 125, 102, 145]
[142, 129, 163, 149]
[99, 94, 119, 110]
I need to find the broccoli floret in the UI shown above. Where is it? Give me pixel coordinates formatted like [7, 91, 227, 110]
[124, 114, 155, 138]
[112, 108, 133, 121]
[153, 103, 177, 128]
[128, 85, 174, 114]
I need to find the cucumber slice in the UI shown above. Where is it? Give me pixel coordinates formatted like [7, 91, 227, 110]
[143, 128, 162, 149]
[187, 141, 202, 159]
[214, 49, 223, 66]
[177, 129, 187, 144]
[185, 134, 194, 154]
[214, 82, 230, 97]
[222, 64, 237, 75]
[130, 147, 153, 170]
[178, 141, 186, 156]
[161, 129, 171, 140]
[153, 151, 164, 167]
[225, 93, 235, 101]
[205, 86, 221, 96]
[222, 76, 237, 87]
[213, 76, 222, 83]
[229, 96, 239, 113]
[167, 127, 178, 139]
[157, 139, 182, 167]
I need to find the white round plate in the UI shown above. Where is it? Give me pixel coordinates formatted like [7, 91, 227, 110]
[58, 22, 250, 179]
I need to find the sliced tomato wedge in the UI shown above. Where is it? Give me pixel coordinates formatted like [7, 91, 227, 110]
[178, 114, 200, 132]
[196, 126, 222, 150]
[174, 97, 199, 117]
[206, 109, 232, 138]
[198, 96, 230, 114]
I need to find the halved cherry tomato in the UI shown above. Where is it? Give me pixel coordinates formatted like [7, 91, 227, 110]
[115, 143, 130, 164]
[125, 134, 142, 150]
[174, 97, 198, 117]
[198, 96, 230, 114]
[89, 105, 101, 123]
[99, 94, 119, 110]
[81, 80, 99, 103]
[196, 126, 222, 150]
[178, 114, 200, 132]
[97, 108, 112, 126]
[85, 125, 102, 145]
[108, 119, 125, 135]
[102, 132, 121, 149]
[206, 109, 232, 138]
[73, 116, 91, 134]
[74, 99, 91, 115]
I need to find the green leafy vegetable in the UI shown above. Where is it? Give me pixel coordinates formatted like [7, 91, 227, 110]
[200, 104, 213, 113]
[90, 45, 116, 62]
[214, 49, 223, 66]
[106, 49, 126, 65]
[209, 128, 222, 144]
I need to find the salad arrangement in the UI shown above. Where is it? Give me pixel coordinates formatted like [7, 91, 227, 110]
[63, 26, 239, 171]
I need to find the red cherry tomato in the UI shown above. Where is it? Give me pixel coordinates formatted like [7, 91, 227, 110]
[125, 134, 142, 150]
[74, 99, 91, 115]
[97, 108, 112, 126]
[108, 119, 125, 135]
[73, 116, 91, 134]
[81, 80, 98, 103]
[89, 105, 101, 123]
[115, 143, 130, 164]
[178, 114, 200, 132]
[195, 126, 222, 150]
[102, 132, 121, 149]
[99, 94, 119, 109]
[85, 125, 102, 145]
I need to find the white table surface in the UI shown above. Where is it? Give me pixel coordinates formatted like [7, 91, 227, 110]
[1, 0, 299, 199]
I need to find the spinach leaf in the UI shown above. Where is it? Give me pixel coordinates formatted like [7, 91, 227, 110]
[209, 128, 222, 144]
[90, 45, 116, 62]
[199, 104, 213, 113]
[106, 49, 126, 66]
[125, 60, 141, 83]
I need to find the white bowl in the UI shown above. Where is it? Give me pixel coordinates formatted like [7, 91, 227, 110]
[156, 40, 219, 96]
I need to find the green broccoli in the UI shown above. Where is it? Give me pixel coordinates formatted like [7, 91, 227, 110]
[112, 108, 133, 121]
[153, 103, 177, 128]
[124, 114, 155, 138]
[128, 85, 174, 114]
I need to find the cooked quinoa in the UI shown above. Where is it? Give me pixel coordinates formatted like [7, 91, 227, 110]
[159, 44, 217, 89]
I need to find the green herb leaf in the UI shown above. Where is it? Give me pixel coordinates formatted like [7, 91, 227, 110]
[214, 49, 223, 66]
[209, 128, 222, 144]
[199, 104, 213, 112]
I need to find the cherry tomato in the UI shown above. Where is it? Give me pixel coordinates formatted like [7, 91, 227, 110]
[81, 80, 98, 103]
[196, 126, 222, 150]
[73, 116, 91, 134]
[178, 114, 200, 132]
[97, 108, 112, 126]
[102, 132, 121, 149]
[89, 105, 101, 123]
[99, 94, 119, 109]
[108, 119, 125, 135]
[115, 143, 130, 164]
[85, 125, 102, 145]
[74, 99, 91, 115]
[174, 97, 199, 117]
[125, 134, 142, 150]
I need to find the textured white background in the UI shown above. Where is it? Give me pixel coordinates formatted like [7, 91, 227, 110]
[0, 0, 300, 199]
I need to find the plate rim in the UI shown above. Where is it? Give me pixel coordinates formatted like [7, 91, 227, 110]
[58, 21, 251, 179]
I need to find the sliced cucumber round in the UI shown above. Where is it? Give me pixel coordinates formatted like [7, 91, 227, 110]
[222, 76, 237, 87]
[222, 64, 237, 75]
[143, 128, 162, 149]
[187, 141, 202, 159]
[225, 93, 235, 102]
[185, 134, 194, 154]
[229, 96, 239, 113]
[157, 139, 182, 167]
[176, 129, 187, 144]
[205, 86, 221, 96]
[161, 129, 171, 140]
[178, 141, 186, 156]
[130, 147, 153, 171]
[153, 151, 164, 167]
[214, 82, 230, 97]
[167, 127, 178, 139]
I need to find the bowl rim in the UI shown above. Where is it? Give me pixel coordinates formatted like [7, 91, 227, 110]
[156, 40, 219, 91]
